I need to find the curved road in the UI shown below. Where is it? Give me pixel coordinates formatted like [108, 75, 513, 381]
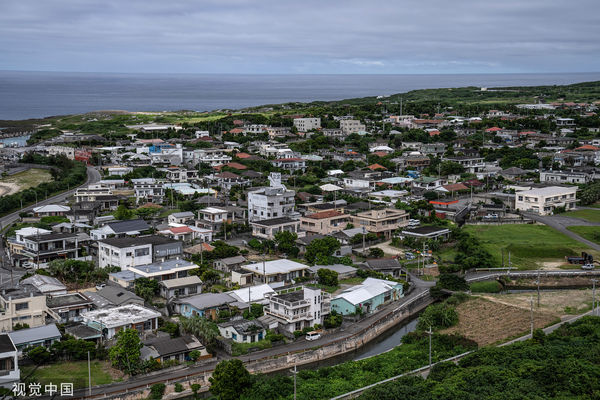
[0, 166, 101, 230]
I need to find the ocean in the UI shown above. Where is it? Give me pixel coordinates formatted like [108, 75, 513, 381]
[1, 71, 600, 121]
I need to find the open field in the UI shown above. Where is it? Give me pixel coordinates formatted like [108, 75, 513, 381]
[562, 209, 600, 223]
[0, 168, 53, 196]
[463, 224, 597, 270]
[567, 226, 600, 245]
[441, 297, 558, 346]
[22, 360, 123, 389]
[483, 288, 595, 317]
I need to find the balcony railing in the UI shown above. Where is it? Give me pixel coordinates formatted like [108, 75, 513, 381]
[265, 309, 312, 322]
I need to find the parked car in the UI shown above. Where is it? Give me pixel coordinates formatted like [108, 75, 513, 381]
[306, 331, 322, 341]
[95, 283, 106, 290]
[483, 214, 499, 219]
[582, 264, 595, 270]
[408, 219, 421, 227]
[405, 252, 416, 260]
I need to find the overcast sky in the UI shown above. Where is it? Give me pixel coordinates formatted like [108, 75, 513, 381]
[1, 0, 598, 74]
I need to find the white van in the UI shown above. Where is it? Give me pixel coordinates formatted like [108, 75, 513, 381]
[306, 331, 321, 341]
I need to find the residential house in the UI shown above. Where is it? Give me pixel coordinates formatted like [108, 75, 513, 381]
[47, 293, 94, 323]
[134, 180, 165, 204]
[20, 275, 66, 295]
[227, 284, 276, 305]
[158, 225, 212, 243]
[74, 185, 119, 210]
[218, 318, 267, 343]
[308, 264, 357, 280]
[173, 293, 245, 320]
[539, 170, 592, 184]
[80, 304, 161, 339]
[8, 323, 61, 355]
[8, 227, 51, 256]
[90, 219, 150, 240]
[293, 117, 321, 132]
[331, 277, 404, 315]
[239, 259, 311, 285]
[32, 204, 70, 217]
[271, 158, 306, 173]
[84, 286, 144, 308]
[98, 236, 183, 269]
[159, 276, 202, 300]
[515, 186, 578, 215]
[141, 334, 208, 363]
[168, 211, 195, 225]
[250, 217, 301, 240]
[0, 282, 48, 331]
[351, 208, 410, 239]
[248, 173, 295, 222]
[21, 232, 79, 265]
[264, 287, 330, 335]
[300, 210, 350, 236]
[442, 156, 485, 173]
[340, 119, 366, 135]
[197, 207, 228, 231]
[365, 258, 404, 277]
[214, 256, 247, 273]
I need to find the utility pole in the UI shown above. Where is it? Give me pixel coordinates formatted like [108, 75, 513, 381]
[537, 268, 541, 308]
[88, 351, 92, 397]
[428, 325, 432, 367]
[292, 363, 297, 400]
[592, 279, 598, 316]
[530, 296, 534, 337]
[362, 226, 366, 255]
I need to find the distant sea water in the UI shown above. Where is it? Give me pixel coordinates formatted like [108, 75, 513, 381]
[1, 71, 600, 120]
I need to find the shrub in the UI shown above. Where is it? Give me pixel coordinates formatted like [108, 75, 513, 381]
[469, 280, 502, 293]
[174, 382, 184, 392]
[149, 383, 165, 400]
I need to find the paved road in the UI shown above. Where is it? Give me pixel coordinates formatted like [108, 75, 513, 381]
[0, 166, 101, 230]
[524, 212, 600, 252]
[464, 268, 600, 283]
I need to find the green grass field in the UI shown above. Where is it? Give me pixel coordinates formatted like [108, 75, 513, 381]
[463, 224, 596, 270]
[567, 226, 600, 245]
[22, 360, 121, 389]
[562, 209, 600, 223]
[0, 168, 53, 195]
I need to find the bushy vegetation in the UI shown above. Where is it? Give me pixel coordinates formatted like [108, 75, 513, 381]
[358, 317, 600, 400]
[469, 280, 503, 293]
[0, 154, 86, 216]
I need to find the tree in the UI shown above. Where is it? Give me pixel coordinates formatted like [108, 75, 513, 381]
[134, 277, 159, 302]
[323, 310, 343, 329]
[305, 237, 341, 264]
[149, 383, 166, 400]
[109, 329, 142, 375]
[317, 268, 339, 287]
[209, 359, 253, 400]
[274, 231, 299, 256]
[191, 383, 201, 399]
[180, 317, 219, 350]
[368, 248, 385, 258]
[114, 204, 133, 220]
[25, 346, 52, 364]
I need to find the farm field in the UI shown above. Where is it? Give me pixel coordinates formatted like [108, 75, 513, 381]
[22, 360, 123, 389]
[463, 224, 597, 270]
[441, 297, 558, 346]
[483, 288, 595, 317]
[0, 168, 53, 196]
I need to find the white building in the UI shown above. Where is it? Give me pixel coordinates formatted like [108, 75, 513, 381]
[264, 287, 330, 334]
[539, 170, 592, 185]
[134, 181, 164, 204]
[515, 186, 578, 215]
[247, 173, 295, 222]
[340, 119, 366, 135]
[184, 149, 232, 167]
[238, 259, 311, 286]
[81, 304, 161, 339]
[293, 118, 321, 132]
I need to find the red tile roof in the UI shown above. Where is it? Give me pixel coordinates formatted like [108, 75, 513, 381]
[485, 127, 502, 132]
[367, 163, 387, 171]
[170, 226, 193, 234]
[304, 210, 346, 220]
[273, 157, 304, 162]
[229, 128, 244, 134]
[223, 162, 247, 170]
[236, 152, 251, 159]
[575, 145, 599, 151]
[442, 183, 469, 191]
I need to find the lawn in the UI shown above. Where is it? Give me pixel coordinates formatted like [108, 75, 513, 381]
[567, 226, 600, 245]
[463, 224, 596, 270]
[22, 360, 122, 389]
[0, 168, 53, 195]
[339, 277, 365, 285]
[562, 209, 600, 223]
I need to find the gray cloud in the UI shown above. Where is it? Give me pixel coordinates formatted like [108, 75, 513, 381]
[0, 0, 598, 73]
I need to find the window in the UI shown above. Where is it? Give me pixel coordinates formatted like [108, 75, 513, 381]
[15, 302, 28, 311]
[135, 248, 149, 257]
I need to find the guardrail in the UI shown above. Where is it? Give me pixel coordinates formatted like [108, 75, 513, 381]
[466, 269, 600, 282]
[330, 349, 475, 400]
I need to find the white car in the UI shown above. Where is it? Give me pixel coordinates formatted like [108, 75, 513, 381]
[306, 331, 321, 341]
[582, 264, 595, 270]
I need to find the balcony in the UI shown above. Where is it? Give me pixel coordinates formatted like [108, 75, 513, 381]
[265, 308, 312, 322]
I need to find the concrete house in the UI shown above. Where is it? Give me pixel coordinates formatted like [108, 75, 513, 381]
[250, 217, 301, 240]
[515, 186, 578, 215]
[214, 256, 247, 273]
[141, 334, 208, 363]
[351, 208, 410, 239]
[8, 323, 62, 355]
[331, 278, 404, 315]
[300, 210, 350, 236]
[0, 334, 19, 388]
[264, 287, 330, 335]
[81, 304, 161, 339]
[159, 276, 202, 300]
[218, 318, 267, 343]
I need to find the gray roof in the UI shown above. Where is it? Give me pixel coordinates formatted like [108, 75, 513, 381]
[160, 276, 202, 289]
[84, 286, 143, 308]
[65, 324, 101, 340]
[99, 235, 180, 248]
[366, 258, 402, 270]
[218, 318, 265, 335]
[170, 211, 195, 218]
[21, 275, 66, 294]
[217, 256, 246, 266]
[175, 292, 238, 310]
[107, 219, 150, 234]
[8, 324, 61, 346]
[47, 293, 93, 308]
[144, 335, 204, 356]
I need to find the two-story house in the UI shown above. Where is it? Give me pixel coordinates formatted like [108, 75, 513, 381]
[300, 210, 350, 236]
[351, 208, 410, 239]
[98, 236, 183, 269]
[515, 186, 577, 215]
[264, 287, 330, 335]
